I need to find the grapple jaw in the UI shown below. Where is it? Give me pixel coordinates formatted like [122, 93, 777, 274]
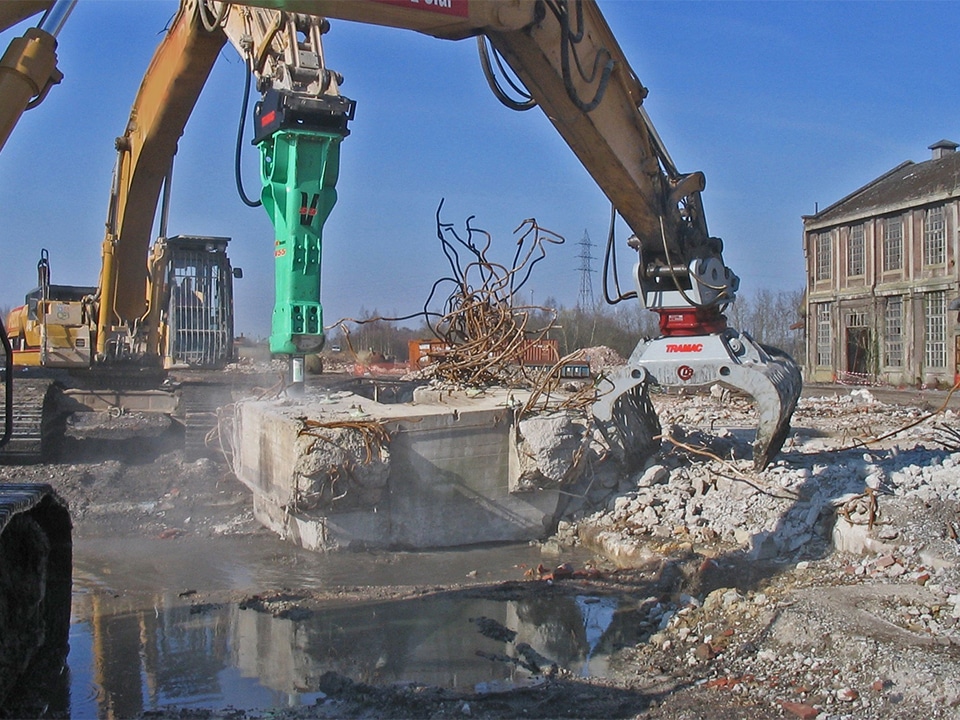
[593, 329, 802, 470]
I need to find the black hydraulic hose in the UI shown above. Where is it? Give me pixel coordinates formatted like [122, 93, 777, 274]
[545, 0, 613, 113]
[197, 0, 228, 33]
[602, 204, 637, 305]
[235, 65, 262, 208]
[477, 36, 536, 112]
[559, 16, 613, 112]
[1, 316, 13, 450]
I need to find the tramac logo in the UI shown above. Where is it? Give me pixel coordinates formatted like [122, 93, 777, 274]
[665, 343, 704, 353]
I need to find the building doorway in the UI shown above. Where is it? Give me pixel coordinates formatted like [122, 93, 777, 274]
[844, 311, 870, 377]
[846, 328, 870, 375]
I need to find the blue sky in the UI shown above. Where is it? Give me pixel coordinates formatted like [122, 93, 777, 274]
[1, 1, 958, 339]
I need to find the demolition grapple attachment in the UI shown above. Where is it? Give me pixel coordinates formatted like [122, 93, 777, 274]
[593, 328, 802, 471]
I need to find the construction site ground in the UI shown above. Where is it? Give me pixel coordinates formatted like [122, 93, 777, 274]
[2, 375, 960, 719]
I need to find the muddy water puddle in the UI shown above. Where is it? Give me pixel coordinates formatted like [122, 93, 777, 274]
[38, 537, 640, 717]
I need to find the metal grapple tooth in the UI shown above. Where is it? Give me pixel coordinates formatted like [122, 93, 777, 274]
[722, 343, 802, 470]
[594, 378, 661, 472]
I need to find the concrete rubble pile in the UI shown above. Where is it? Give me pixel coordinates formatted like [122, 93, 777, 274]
[544, 386, 960, 715]
[555, 389, 959, 570]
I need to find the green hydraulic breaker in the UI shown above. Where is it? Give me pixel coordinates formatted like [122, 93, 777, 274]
[253, 86, 355, 357]
[259, 127, 343, 355]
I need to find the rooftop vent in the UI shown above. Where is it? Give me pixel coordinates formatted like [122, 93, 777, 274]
[929, 139, 959, 160]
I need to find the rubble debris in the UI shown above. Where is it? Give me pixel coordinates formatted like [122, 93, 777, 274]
[239, 591, 314, 621]
[523, 562, 601, 581]
[553, 390, 960, 572]
[294, 418, 391, 511]
[515, 411, 590, 490]
[6, 379, 960, 718]
[580, 346, 626, 375]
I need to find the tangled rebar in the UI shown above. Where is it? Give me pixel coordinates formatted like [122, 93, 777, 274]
[422, 201, 563, 387]
[331, 202, 598, 411]
[936, 423, 960, 452]
[298, 417, 391, 464]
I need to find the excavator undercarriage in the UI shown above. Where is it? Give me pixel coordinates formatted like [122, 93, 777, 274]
[0, 315, 72, 706]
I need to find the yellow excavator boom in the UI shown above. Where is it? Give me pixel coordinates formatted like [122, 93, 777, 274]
[1, 0, 802, 468]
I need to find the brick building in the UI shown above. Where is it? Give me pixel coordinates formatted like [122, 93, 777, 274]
[802, 140, 960, 387]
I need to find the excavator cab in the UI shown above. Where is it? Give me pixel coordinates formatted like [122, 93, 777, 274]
[159, 235, 238, 369]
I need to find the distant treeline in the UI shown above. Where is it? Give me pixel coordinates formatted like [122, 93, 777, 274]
[330, 288, 805, 364]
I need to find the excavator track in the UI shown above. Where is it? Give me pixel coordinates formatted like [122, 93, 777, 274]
[0, 483, 72, 706]
[0, 380, 63, 464]
[0, 483, 67, 538]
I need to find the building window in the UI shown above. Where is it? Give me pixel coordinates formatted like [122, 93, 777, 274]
[882, 216, 902, 271]
[816, 303, 831, 366]
[815, 232, 831, 281]
[847, 224, 865, 276]
[924, 291, 947, 369]
[923, 205, 945, 266]
[846, 311, 867, 327]
[884, 296, 903, 368]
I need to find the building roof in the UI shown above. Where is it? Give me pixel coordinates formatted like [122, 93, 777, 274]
[803, 143, 960, 230]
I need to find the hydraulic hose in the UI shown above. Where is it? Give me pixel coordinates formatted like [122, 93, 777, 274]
[477, 36, 536, 112]
[602, 204, 636, 305]
[235, 64, 261, 208]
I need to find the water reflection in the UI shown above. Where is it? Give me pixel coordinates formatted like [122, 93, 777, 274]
[65, 589, 637, 716]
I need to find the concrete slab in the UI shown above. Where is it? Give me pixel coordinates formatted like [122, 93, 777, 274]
[231, 386, 583, 551]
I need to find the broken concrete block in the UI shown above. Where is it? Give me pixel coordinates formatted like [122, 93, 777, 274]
[293, 426, 389, 511]
[231, 388, 565, 551]
[515, 412, 588, 490]
[748, 531, 779, 560]
[831, 517, 898, 556]
[637, 464, 670, 488]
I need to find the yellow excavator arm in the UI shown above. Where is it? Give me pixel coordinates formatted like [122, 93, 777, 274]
[224, 0, 800, 467]
[2, 0, 802, 467]
[97, 2, 226, 356]
[0, 0, 69, 154]
[231, 0, 715, 283]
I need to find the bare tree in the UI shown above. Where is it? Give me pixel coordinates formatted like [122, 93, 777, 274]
[726, 288, 804, 360]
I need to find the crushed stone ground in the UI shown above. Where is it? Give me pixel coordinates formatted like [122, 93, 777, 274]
[2, 381, 960, 718]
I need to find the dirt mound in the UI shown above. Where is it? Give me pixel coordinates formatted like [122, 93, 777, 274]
[580, 345, 626, 373]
